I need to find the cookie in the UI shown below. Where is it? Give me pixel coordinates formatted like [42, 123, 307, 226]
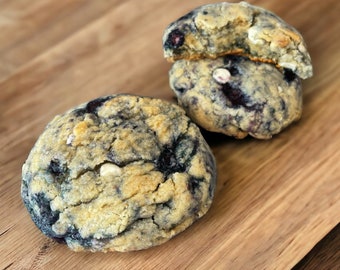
[169, 55, 302, 139]
[21, 94, 216, 252]
[163, 1, 313, 79]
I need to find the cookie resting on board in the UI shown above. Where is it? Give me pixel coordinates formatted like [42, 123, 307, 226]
[21, 95, 216, 252]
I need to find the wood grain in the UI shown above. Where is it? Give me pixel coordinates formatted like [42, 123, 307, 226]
[292, 224, 340, 270]
[1, 0, 339, 269]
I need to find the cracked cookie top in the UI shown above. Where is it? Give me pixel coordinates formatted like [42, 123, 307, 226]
[163, 1, 313, 79]
[21, 94, 216, 252]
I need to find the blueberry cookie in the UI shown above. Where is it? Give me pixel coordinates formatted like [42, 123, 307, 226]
[170, 55, 302, 139]
[163, 2, 313, 139]
[163, 1, 313, 79]
[21, 95, 216, 252]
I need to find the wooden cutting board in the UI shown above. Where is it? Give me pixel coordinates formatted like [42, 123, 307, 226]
[1, 0, 339, 269]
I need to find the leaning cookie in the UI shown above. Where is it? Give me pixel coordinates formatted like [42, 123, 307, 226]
[21, 94, 216, 252]
[163, 1, 312, 79]
[170, 55, 302, 139]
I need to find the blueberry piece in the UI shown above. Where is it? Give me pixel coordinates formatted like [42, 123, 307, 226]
[29, 193, 60, 238]
[65, 227, 94, 248]
[85, 96, 111, 114]
[156, 145, 185, 177]
[283, 68, 296, 83]
[74, 96, 112, 116]
[164, 29, 185, 49]
[223, 55, 244, 64]
[187, 177, 203, 195]
[174, 86, 186, 93]
[228, 66, 239, 76]
[222, 83, 249, 107]
[223, 55, 243, 75]
[48, 159, 67, 182]
[48, 159, 64, 176]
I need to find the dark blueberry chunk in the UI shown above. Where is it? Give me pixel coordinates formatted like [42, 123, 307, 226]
[74, 96, 112, 116]
[65, 226, 94, 248]
[48, 159, 64, 176]
[164, 29, 185, 49]
[74, 108, 86, 116]
[283, 68, 297, 83]
[223, 55, 244, 75]
[228, 66, 239, 76]
[48, 159, 68, 183]
[223, 55, 244, 64]
[156, 145, 185, 177]
[173, 80, 194, 94]
[174, 86, 186, 93]
[85, 96, 112, 114]
[29, 193, 60, 238]
[187, 177, 203, 195]
[222, 83, 249, 107]
[34, 193, 59, 225]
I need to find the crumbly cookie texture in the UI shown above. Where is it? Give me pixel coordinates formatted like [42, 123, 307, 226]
[169, 55, 302, 139]
[21, 95, 216, 252]
[163, 1, 312, 79]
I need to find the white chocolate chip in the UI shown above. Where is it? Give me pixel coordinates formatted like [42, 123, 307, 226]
[66, 134, 75, 145]
[100, 163, 122, 177]
[213, 68, 231, 84]
[298, 43, 307, 53]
